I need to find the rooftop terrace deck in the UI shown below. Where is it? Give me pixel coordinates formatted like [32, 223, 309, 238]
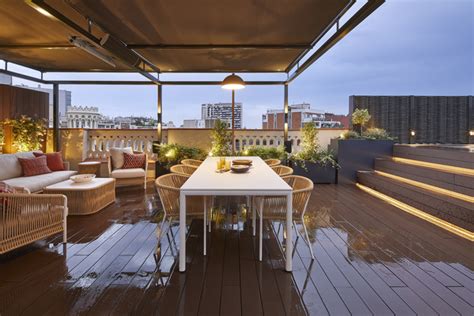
[0, 183, 473, 315]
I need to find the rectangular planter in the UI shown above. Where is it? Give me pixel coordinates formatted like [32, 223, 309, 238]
[330, 139, 394, 184]
[291, 161, 337, 184]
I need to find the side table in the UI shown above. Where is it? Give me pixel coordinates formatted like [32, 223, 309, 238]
[78, 161, 102, 177]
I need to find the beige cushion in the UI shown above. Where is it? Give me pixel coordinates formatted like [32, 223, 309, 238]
[111, 168, 145, 179]
[4, 170, 77, 193]
[0, 152, 36, 180]
[110, 147, 133, 170]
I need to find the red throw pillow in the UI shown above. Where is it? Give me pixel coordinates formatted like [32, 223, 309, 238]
[18, 155, 52, 176]
[33, 152, 65, 171]
[122, 152, 146, 169]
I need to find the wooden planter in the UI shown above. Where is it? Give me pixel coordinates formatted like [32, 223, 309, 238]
[290, 161, 337, 184]
[155, 161, 171, 178]
[330, 139, 394, 184]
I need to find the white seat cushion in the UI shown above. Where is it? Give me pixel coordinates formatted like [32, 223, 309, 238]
[4, 170, 77, 193]
[110, 168, 145, 179]
[110, 147, 133, 170]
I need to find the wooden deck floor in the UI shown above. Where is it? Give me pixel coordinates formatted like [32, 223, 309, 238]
[0, 184, 473, 315]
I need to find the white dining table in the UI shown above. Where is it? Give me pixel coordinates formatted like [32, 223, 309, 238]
[179, 156, 293, 272]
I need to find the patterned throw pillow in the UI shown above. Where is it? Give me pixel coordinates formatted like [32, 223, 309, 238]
[33, 152, 65, 171]
[18, 155, 52, 176]
[122, 152, 146, 169]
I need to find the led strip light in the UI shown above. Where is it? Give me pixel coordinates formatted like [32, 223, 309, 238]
[356, 183, 474, 241]
[391, 157, 474, 176]
[375, 170, 474, 204]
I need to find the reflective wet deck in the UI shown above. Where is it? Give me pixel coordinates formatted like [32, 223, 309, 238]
[0, 184, 473, 315]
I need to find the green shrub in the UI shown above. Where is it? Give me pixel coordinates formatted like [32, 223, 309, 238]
[210, 119, 232, 156]
[340, 130, 361, 139]
[362, 128, 394, 140]
[4, 116, 47, 152]
[156, 143, 207, 170]
[238, 146, 287, 160]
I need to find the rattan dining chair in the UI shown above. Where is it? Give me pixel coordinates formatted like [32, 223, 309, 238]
[155, 173, 210, 254]
[271, 165, 294, 177]
[264, 158, 281, 167]
[255, 175, 314, 260]
[170, 164, 198, 176]
[181, 159, 203, 167]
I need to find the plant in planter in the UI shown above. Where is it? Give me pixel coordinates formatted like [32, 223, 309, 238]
[155, 143, 207, 176]
[351, 108, 371, 134]
[4, 116, 47, 152]
[290, 122, 339, 184]
[238, 145, 287, 161]
[210, 119, 232, 156]
[330, 110, 395, 184]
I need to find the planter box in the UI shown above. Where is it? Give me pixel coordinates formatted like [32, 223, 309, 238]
[291, 161, 337, 184]
[155, 161, 170, 178]
[330, 139, 394, 184]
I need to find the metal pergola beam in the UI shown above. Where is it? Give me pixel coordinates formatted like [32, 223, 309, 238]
[0, 44, 311, 50]
[287, 0, 385, 84]
[0, 69, 49, 84]
[52, 83, 60, 151]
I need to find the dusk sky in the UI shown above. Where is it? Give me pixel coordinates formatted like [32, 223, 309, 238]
[9, 0, 474, 128]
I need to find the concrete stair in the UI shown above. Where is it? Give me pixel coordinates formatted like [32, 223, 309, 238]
[357, 145, 474, 233]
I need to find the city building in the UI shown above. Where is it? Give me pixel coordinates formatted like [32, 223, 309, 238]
[66, 105, 101, 128]
[0, 73, 12, 85]
[201, 102, 243, 128]
[262, 102, 344, 129]
[182, 118, 219, 128]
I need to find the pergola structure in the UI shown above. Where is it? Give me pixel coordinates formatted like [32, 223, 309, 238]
[0, 0, 384, 151]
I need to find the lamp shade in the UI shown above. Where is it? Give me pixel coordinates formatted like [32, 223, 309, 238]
[221, 73, 245, 90]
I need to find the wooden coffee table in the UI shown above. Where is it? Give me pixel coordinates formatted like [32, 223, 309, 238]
[44, 178, 116, 215]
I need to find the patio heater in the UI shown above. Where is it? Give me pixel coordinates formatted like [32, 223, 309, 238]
[221, 73, 245, 154]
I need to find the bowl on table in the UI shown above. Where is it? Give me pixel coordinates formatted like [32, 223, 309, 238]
[70, 174, 96, 183]
[232, 159, 252, 166]
[230, 164, 250, 173]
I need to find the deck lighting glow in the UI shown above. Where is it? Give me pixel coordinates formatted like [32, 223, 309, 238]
[356, 183, 474, 241]
[391, 157, 474, 176]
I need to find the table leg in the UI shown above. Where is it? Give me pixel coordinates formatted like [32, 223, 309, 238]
[285, 192, 293, 272]
[179, 192, 186, 272]
[203, 196, 207, 256]
[259, 198, 263, 261]
[252, 197, 256, 236]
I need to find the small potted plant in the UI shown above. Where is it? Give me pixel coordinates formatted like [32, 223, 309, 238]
[330, 109, 395, 184]
[290, 122, 338, 184]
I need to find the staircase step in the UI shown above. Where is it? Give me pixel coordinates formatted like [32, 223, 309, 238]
[375, 157, 474, 196]
[357, 171, 474, 232]
[393, 144, 474, 169]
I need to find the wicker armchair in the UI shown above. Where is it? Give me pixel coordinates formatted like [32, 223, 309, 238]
[170, 164, 198, 176]
[155, 174, 209, 251]
[108, 151, 148, 189]
[1, 193, 68, 254]
[271, 165, 294, 177]
[181, 159, 203, 167]
[256, 175, 314, 259]
[264, 158, 281, 167]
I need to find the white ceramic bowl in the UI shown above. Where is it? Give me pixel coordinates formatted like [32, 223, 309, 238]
[70, 174, 96, 183]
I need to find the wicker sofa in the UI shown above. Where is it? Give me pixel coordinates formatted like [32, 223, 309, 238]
[0, 152, 77, 193]
[0, 190, 68, 254]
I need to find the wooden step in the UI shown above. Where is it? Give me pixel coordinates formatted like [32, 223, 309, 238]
[393, 144, 474, 169]
[357, 171, 474, 232]
[374, 157, 474, 196]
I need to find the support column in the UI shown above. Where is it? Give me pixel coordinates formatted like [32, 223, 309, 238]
[157, 85, 163, 143]
[53, 83, 60, 152]
[232, 90, 235, 154]
[283, 84, 291, 153]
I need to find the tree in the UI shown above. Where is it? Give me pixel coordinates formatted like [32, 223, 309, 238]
[210, 119, 232, 156]
[351, 108, 371, 134]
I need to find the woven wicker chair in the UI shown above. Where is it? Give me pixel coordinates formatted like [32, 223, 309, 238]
[181, 159, 203, 167]
[264, 158, 281, 167]
[170, 164, 198, 176]
[0, 193, 68, 254]
[271, 165, 294, 177]
[108, 151, 148, 189]
[256, 175, 314, 260]
[155, 173, 209, 251]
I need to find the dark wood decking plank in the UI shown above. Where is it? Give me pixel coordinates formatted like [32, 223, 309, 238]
[393, 287, 438, 315]
[220, 229, 241, 316]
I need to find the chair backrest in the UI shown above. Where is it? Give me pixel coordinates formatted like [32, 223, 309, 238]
[155, 173, 189, 217]
[271, 165, 293, 177]
[282, 175, 313, 217]
[170, 164, 198, 176]
[181, 159, 203, 167]
[264, 158, 281, 167]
